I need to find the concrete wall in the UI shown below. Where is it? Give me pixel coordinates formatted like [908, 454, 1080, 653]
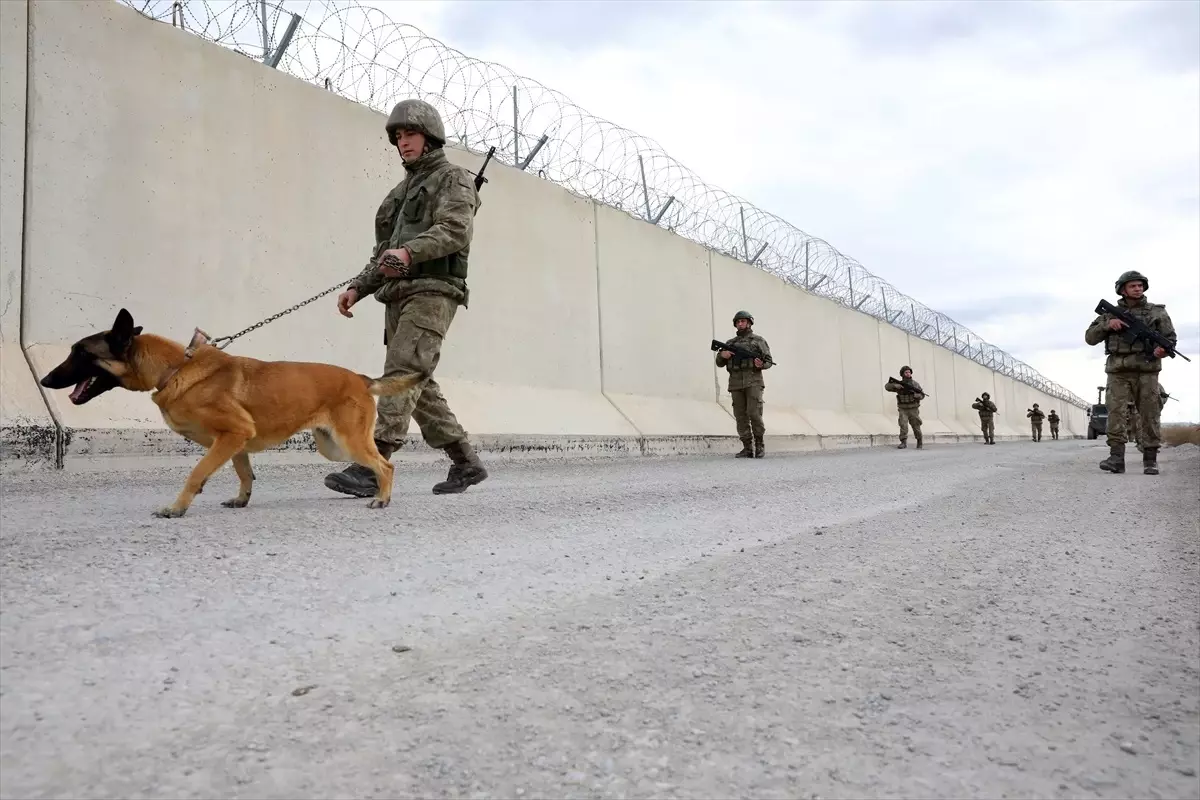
[0, 0, 1087, 468]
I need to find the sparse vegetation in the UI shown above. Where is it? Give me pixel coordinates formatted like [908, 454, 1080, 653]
[1162, 424, 1200, 447]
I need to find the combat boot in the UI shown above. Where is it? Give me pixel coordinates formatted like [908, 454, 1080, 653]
[324, 439, 397, 497]
[1143, 446, 1159, 475]
[1098, 444, 1125, 474]
[735, 440, 754, 458]
[754, 438, 765, 458]
[915, 432, 924, 450]
[432, 439, 489, 494]
[897, 440, 907, 449]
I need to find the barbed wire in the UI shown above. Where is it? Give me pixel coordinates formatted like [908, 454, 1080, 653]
[121, 0, 1088, 408]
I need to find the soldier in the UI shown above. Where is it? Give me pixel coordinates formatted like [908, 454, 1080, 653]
[326, 98, 489, 497]
[1084, 269, 1178, 475]
[884, 366, 925, 449]
[971, 392, 997, 445]
[1026, 403, 1045, 441]
[1047, 409, 1060, 440]
[715, 310, 773, 458]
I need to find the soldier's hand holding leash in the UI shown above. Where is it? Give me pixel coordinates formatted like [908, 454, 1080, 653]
[377, 249, 411, 278]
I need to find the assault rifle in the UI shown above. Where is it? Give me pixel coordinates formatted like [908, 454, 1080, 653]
[474, 146, 496, 192]
[887, 376, 925, 398]
[711, 339, 777, 366]
[1094, 299, 1191, 362]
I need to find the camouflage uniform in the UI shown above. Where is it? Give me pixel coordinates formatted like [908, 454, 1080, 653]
[326, 99, 489, 497]
[1047, 410, 1060, 440]
[1084, 269, 1178, 475]
[884, 366, 925, 449]
[1026, 404, 1045, 441]
[971, 392, 997, 444]
[715, 311, 773, 458]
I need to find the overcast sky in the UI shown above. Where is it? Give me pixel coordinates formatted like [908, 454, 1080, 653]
[283, 0, 1199, 421]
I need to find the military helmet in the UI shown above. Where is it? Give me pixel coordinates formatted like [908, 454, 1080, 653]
[1115, 270, 1148, 295]
[385, 99, 446, 147]
[732, 310, 754, 324]
[981, 392, 990, 399]
[900, 365, 912, 374]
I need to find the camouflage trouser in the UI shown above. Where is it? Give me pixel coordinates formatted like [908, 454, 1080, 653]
[897, 406, 922, 441]
[1030, 421, 1042, 440]
[1049, 423, 1059, 439]
[730, 385, 765, 444]
[375, 292, 467, 450]
[979, 416, 994, 440]
[1106, 372, 1161, 449]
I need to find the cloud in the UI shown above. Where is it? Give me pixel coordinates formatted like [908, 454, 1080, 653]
[321, 0, 1200, 421]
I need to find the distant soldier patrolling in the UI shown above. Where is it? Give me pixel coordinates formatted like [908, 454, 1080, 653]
[1047, 409, 1060, 440]
[716, 310, 774, 458]
[971, 392, 998, 445]
[884, 366, 925, 449]
[328, 98, 490, 497]
[1026, 403, 1045, 441]
[1084, 269, 1178, 475]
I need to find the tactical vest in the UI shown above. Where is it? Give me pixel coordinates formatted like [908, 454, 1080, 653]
[724, 335, 764, 371]
[894, 382, 922, 408]
[383, 164, 470, 284]
[1103, 301, 1157, 357]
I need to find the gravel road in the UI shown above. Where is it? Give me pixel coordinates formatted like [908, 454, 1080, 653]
[2, 440, 1198, 800]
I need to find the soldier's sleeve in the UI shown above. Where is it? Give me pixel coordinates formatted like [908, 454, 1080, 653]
[756, 337, 774, 369]
[884, 380, 901, 393]
[1084, 313, 1109, 346]
[401, 170, 478, 265]
[1154, 305, 1177, 348]
[971, 401, 981, 410]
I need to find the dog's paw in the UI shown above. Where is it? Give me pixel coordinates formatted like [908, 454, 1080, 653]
[368, 498, 390, 510]
[153, 506, 187, 519]
[221, 497, 250, 509]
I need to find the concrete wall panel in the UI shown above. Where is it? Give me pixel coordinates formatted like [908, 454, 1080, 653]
[951, 353, 995, 438]
[839, 309, 893, 434]
[993, 375, 1022, 437]
[909, 337, 970, 435]
[1, 0, 58, 467]
[595, 206, 731, 435]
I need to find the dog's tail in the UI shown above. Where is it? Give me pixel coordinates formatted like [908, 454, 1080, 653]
[366, 372, 427, 398]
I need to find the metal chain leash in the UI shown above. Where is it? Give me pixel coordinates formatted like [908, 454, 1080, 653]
[209, 279, 349, 350]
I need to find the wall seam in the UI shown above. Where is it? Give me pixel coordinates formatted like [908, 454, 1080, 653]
[17, 0, 65, 468]
[591, 201, 642, 450]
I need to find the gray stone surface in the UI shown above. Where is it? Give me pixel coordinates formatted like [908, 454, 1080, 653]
[2, 441, 1197, 799]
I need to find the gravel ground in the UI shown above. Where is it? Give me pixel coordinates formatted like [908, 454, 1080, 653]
[2, 440, 1198, 800]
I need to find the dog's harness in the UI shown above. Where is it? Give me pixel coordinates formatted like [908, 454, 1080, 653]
[155, 328, 212, 392]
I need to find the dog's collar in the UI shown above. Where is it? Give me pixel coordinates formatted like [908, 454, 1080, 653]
[155, 328, 212, 392]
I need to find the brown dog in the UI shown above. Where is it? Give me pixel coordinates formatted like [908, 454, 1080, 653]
[39, 308, 425, 518]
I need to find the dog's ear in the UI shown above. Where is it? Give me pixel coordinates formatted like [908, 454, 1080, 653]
[108, 308, 141, 355]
